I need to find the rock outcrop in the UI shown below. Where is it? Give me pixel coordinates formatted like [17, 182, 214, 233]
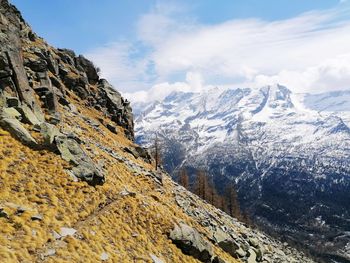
[170, 223, 214, 262]
[0, 0, 134, 185]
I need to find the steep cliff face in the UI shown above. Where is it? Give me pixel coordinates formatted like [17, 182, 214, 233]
[0, 1, 315, 262]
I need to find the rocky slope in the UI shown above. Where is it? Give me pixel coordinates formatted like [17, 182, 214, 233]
[0, 1, 318, 263]
[135, 85, 350, 262]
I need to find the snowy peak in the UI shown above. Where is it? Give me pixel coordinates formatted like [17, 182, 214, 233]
[265, 85, 294, 109]
[303, 89, 350, 112]
[135, 85, 350, 160]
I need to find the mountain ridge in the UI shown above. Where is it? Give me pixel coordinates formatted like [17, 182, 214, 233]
[135, 84, 350, 261]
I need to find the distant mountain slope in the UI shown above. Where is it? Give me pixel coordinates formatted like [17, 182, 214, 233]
[135, 85, 350, 262]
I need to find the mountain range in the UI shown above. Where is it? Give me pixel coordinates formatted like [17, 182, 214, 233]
[135, 85, 350, 262]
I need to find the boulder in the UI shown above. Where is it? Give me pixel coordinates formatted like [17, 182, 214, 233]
[16, 104, 41, 125]
[46, 52, 59, 75]
[48, 114, 60, 125]
[39, 122, 60, 146]
[106, 123, 117, 134]
[247, 248, 257, 263]
[55, 135, 105, 185]
[44, 91, 58, 113]
[0, 107, 21, 119]
[124, 147, 139, 159]
[169, 223, 214, 263]
[60, 227, 76, 237]
[0, 117, 37, 146]
[0, 207, 9, 218]
[33, 86, 50, 96]
[212, 257, 227, 263]
[100, 252, 109, 261]
[24, 56, 47, 72]
[72, 85, 89, 99]
[57, 48, 76, 65]
[249, 237, 259, 248]
[6, 50, 45, 122]
[135, 146, 152, 163]
[42, 248, 56, 257]
[96, 79, 134, 140]
[75, 55, 99, 84]
[31, 214, 43, 221]
[213, 229, 241, 258]
[150, 254, 165, 263]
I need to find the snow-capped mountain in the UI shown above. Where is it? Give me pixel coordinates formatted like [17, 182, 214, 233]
[135, 85, 350, 261]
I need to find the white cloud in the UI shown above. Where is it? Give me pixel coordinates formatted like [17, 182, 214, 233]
[253, 54, 350, 94]
[123, 71, 207, 102]
[85, 42, 152, 92]
[86, 2, 350, 103]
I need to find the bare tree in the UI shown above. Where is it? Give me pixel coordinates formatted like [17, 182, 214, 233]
[194, 169, 206, 199]
[224, 183, 242, 220]
[179, 167, 189, 189]
[153, 134, 162, 170]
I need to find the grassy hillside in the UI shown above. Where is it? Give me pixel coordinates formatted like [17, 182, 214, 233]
[0, 96, 239, 262]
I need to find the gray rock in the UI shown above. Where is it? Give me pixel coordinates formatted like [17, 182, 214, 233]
[45, 91, 58, 114]
[75, 55, 99, 84]
[57, 48, 76, 65]
[0, 107, 21, 119]
[106, 123, 117, 134]
[60, 227, 76, 237]
[249, 237, 259, 248]
[235, 247, 246, 258]
[100, 252, 109, 261]
[48, 114, 61, 125]
[247, 248, 257, 263]
[43, 248, 56, 257]
[213, 229, 241, 258]
[255, 247, 263, 262]
[33, 86, 50, 96]
[46, 52, 59, 75]
[52, 230, 61, 240]
[212, 257, 227, 263]
[6, 51, 45, 122]
[124, 147, 139, 159]
[97, 79, 134, 140]
[119, 189, 136, 197]
[169, 223, 214, 263]
[55, 135, 105, 185]
[150, 254, 165, 263]
[16, 206, 27, 214]
[135, 146, 152, 163]
[0, 207, 9, 218]
[0, 117, 37, 146]
[39, 122, 60, 146]
[24, 56, 47, 72]
[16, 104, 41, 125]
[31, 214, 43, 221]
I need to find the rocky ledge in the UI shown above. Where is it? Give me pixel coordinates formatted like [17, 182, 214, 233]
[0, 0, 135, 185]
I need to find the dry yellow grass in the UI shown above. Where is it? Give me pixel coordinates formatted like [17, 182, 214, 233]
[0, 97, 239, 263]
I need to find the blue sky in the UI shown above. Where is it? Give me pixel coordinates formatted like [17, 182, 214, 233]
[12, 0, 341, 53]
[11, 0, 350, 102]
